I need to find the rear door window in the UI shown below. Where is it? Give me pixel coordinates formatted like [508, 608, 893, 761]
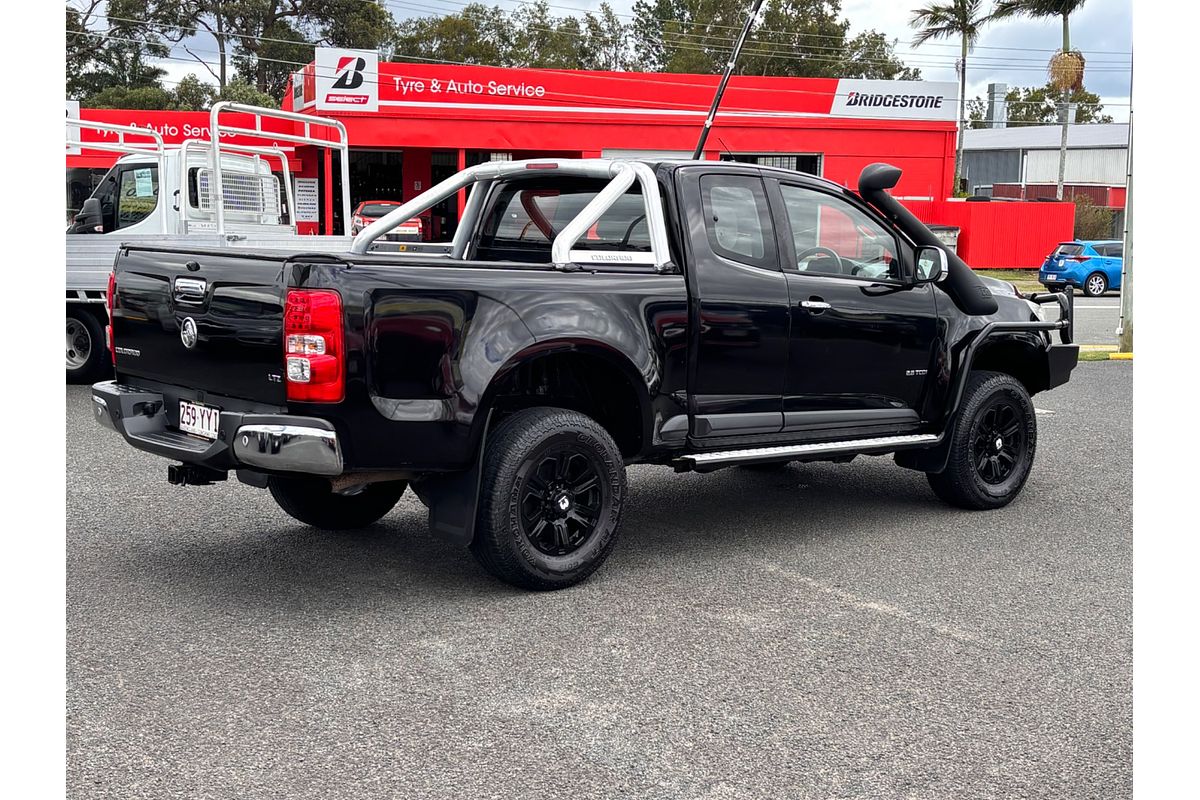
[699, 174, 776, 268]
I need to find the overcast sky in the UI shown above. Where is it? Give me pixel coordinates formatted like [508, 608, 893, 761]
[151, 0, 1131, 121]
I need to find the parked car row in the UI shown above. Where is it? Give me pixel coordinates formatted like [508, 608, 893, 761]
[1039, 240, 1124, 297]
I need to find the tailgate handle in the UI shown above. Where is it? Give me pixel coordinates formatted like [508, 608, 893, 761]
[173, 277, 207, 303]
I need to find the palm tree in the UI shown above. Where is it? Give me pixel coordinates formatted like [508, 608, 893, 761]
[910, 0, 992, 193]
[993, 1, 1092, 200]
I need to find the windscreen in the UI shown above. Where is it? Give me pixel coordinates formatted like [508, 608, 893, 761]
[361, 203, 400, 216]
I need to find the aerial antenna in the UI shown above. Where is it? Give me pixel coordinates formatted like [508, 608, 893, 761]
[691, 0, 768, 160]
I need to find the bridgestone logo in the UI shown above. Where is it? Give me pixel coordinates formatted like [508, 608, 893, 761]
[846, 91, 944, 109]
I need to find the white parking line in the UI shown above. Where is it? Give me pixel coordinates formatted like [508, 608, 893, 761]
[1035, 408, 1055, 415]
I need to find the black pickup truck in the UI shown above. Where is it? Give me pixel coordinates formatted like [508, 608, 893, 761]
[92, 158, 1077, 590]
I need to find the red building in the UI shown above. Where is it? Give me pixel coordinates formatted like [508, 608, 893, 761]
[66, 50, 1072, 266]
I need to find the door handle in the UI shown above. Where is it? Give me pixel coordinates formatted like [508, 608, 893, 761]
[801, 299, 832, 311]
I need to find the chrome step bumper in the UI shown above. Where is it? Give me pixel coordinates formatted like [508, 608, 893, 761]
[675, 433, 940, 472]
[91, 380, 343, 476]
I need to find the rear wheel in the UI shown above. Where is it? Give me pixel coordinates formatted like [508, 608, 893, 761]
[1084, 272, 1108, 297]
[268, 475, 407, 530]
[471, 407, 626, 591]
[66, 309, 109, 384]
[926, 371, 1037, 510]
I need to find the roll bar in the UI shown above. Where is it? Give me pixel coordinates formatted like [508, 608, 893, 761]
[208, 101, 351, 235]
[65, 120, 166, 230]
[177, 139, 296, 232]
[350, 158, 673, 271]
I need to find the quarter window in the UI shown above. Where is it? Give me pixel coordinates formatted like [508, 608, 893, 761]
[779, 183, 901, 281]
[700, 174, 776, 268]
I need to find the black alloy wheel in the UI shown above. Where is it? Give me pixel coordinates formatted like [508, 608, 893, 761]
[971, 399, 1026, 485]
[518, 447, 606, 557]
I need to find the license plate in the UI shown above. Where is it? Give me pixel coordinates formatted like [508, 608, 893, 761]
[179, 399, 220, 440]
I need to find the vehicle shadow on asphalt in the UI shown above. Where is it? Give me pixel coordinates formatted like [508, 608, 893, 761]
[102, 458, 976, 605]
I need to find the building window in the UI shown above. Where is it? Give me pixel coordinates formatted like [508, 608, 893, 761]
[720, 153, 822, 176]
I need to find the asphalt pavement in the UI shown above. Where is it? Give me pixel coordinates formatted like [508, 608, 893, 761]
[1069, 296, 1123, 347]
[67, 363, 1132, 800]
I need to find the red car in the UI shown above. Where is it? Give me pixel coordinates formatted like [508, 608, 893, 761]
[350, 200, 424, 241]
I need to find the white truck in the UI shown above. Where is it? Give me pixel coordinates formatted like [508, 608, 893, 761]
[66, 102, 362, 382]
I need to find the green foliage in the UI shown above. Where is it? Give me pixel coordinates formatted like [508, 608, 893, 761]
[216, 80, 279, 109]
[1073, 195, 1114, 240]
[966, 83, 1113, 128]
[169, 73, 217, 110]
[909, 0, 990, 48]
[83, 85, 174, 110]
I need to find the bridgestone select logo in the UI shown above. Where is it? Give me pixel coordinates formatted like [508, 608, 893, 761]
[326, 56, 368, 105]
[846, 91, 944, 109]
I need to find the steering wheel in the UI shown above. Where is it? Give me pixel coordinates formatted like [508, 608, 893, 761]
[795, 246, 844, 273]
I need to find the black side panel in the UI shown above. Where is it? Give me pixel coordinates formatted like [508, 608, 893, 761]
[113, 248, 288, 405]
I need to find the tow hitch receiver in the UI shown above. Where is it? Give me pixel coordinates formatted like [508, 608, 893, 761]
[167, 463, 228, 486]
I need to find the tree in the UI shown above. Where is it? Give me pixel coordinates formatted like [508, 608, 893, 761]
[841, 31, 922, 80]
[967, 83, 1112, 128]
[171, 1, 394, 97]
[67, 0, 174, 102]
[170, 74, 218, 110]
[910, 0, 992, 191]
[216, 79, 279, 108]
[391, 4, 515, 67]
[992, 0, 1092, 199]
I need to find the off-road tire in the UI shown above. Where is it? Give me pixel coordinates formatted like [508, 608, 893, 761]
[268, 475, 407, 530]
[67, 309, 109, 384]
[470, 407, 626, 591]
[926, 370, 1037, 510]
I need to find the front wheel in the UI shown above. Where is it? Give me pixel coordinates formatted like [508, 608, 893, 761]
[471, 407, 626, 591]
[1084, 272, 1108, 297]
[268, 475, 407, 530]
[926, 371, 1037, 510]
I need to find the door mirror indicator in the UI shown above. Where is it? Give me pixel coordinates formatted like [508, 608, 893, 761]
[915, 246, 948, 284]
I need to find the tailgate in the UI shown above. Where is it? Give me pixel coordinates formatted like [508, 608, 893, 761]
[112, 247, 289, 405]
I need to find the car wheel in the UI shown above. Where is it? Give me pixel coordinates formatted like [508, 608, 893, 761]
[66, 309, 110, 384]
[268, 475, 408, 530]
[926, 371, 1037, 511]
[471, 407, 626, 591]
[1084, 272, 1108, 297]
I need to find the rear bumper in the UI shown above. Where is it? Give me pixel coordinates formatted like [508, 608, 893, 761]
[91, 380, 343, 476]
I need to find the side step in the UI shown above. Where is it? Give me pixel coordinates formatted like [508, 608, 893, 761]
[675, 433, 940, 472]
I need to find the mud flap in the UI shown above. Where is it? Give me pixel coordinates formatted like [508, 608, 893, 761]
[412, 411, 493, 547]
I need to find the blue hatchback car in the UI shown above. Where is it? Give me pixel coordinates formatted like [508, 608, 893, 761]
[1039, 240, 1124, 297]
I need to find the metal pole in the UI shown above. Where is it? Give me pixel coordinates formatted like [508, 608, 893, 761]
[1117, 101, 1132, 352]
[691, 0, 767, 160]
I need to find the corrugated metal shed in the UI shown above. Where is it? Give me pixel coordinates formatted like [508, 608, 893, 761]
[963, 123, 1128, 151]
[1024, 148, 1127, 184]
[963, 149, 1022, 193]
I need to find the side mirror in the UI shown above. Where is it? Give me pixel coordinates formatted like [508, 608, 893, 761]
[70, 197, 104, 234]
[915, 245, 948, 284]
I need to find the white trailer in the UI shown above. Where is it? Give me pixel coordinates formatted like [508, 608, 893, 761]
[66, 102, 362, 382]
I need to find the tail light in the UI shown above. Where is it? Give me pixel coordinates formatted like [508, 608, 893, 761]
[106, 270, 116, 364]
[284, 289, 344, 402]
[1066, 255, 1092, 262]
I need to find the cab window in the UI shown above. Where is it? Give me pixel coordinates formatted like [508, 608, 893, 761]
[779, 183, 901, 281]
[475, 177, 651, 263]
[115, 166, 159, 229]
